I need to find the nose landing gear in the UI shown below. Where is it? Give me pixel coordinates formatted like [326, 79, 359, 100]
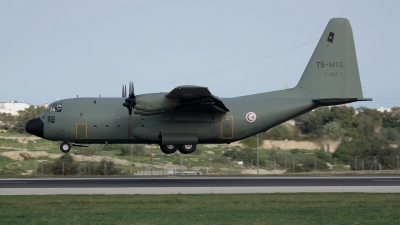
[60, 142, 71, 153]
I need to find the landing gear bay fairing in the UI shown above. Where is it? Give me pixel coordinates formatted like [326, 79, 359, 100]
[26, 18, 371, 154]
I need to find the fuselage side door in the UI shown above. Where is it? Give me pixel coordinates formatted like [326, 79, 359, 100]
[221, 116, 233, 139]
[76, 123, 88, 139]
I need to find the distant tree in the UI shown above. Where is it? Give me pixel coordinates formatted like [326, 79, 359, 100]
[301, 157, 329, 171]
[11, 106, 45, 133]
[333, 138, 400, 169]
[333, 141, 358, 164]
[387, 127, 400, 142]
[262, 124, 300, 140]
[240, 136, 257, 148]
[120, 144, 146, 156]
[357, 107, 382, 133]
[375, 145, 400, 170]
[364, 138, 390, 157]
[0, 113, 15, 130]
[314, 149, 333, 163]
[355, 113, 375, 141]
[382, 107, 400, 134]
[96, 160, 121, 175]
[296, 107, 331, 136]
[322, 121, 344, 140]
[52, 154, 79, 175]
[329, 106, 357, 130]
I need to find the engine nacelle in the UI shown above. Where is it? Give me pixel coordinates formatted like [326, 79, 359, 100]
[134, 93, 180, 115]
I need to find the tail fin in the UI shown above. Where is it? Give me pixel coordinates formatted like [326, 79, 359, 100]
[295, 18, 369, 103]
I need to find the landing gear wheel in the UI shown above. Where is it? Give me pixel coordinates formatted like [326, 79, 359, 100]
[160, 145, 178, 154]
[60, 142, 71, 153]
[178, 144, 197, 154]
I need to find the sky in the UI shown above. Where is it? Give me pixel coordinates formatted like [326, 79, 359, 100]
[1, 0, 399, 109]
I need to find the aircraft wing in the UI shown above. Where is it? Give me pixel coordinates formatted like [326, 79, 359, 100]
[166, 85, 229, 112]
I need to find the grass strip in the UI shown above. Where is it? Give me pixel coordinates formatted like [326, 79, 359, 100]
[0, 193, 400, 224]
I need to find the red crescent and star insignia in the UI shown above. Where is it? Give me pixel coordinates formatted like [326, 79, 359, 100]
[245, 112, 257, 123]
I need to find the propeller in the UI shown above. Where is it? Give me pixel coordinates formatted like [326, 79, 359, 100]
[122, 82, 136, 115]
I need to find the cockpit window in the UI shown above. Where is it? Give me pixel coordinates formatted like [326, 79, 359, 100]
[47, 116, 55, 123]
[46, 103, 62, 113]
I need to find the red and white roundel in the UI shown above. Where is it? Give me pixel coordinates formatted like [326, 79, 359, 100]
[245, 112, 257, 123]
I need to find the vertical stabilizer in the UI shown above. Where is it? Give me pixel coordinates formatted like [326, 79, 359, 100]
[295, 18, 363, 99]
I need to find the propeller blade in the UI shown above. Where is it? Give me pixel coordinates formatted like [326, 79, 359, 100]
[132, 82, 135, 97]
[129, 81, 135, 98]
[122, 81, 136, 115]
[128, 82, 131, 97]
[123, 102, 132, 115]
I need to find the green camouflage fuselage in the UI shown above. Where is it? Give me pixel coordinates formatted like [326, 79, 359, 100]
[41, 93, 315, 145]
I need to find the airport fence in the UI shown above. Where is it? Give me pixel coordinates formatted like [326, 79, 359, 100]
[0, 152, 399, 177]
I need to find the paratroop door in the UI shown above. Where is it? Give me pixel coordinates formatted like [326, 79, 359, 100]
[76, 123, 87, 139]
[221, 116, 233, 139]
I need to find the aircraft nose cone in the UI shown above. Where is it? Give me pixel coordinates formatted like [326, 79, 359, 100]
[25, 118, 44, 138]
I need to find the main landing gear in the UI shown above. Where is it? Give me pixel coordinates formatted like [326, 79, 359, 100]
[178, 145, 196, 154]
[160, 145, 178, 154]
[60, 142, 71, 153]
[160, 144, 197, 154]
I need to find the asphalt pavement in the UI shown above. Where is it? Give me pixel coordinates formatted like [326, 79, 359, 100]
[1, 176, 399, 195]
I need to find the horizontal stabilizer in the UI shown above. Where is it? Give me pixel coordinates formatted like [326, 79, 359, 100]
[312, 98, 372, 106]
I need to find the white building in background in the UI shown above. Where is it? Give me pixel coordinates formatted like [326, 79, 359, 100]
[0, 101, 30, 115]
[376, 107, 391, 113]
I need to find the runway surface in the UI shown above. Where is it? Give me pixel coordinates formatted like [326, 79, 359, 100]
[1, 176, 399, 195]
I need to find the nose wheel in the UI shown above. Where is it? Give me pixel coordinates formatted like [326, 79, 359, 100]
[60, 142, 71, 153]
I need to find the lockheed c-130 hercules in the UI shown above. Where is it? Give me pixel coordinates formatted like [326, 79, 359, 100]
[26, 18, 371, 154]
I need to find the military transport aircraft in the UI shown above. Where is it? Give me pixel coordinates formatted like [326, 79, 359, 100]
[26, 18, 371, 154]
